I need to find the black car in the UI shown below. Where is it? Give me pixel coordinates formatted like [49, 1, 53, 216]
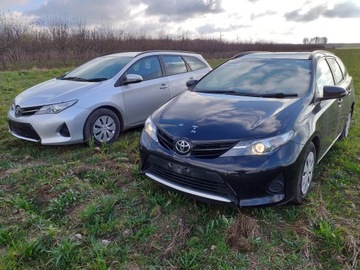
[139, 50, 355, 207]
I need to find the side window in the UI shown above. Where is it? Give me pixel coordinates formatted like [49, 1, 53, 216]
[183, 55, 208, 71]
[335, 58, 348, 78]
[316, 59, 334, 96]
[327, 58, 343, 84]
[161, 55, 188, 76]
[126, 56, 162, 81]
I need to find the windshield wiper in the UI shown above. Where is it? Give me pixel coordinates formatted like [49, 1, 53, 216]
[196, 90, 245, 95]
[258, 93, 298, 98]
[85, 78, 108, 82]
[60, 76, 87, 81]
[59, 77, 108, 82]
[196, 90, 298, 98]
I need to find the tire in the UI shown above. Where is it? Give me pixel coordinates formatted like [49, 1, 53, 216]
[293, 142, 316, 204]
[340, 111, 352, 139]
[84, 108, 121, 145]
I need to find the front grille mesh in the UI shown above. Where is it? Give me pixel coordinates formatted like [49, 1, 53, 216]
[157, 128, 237, 159]
[16, 106, 42, 117]
[146, 157, 235, 199]
[8, 120, 41, 141]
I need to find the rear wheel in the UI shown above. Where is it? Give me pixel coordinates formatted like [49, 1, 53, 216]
[293, 142, 316, 204]
[84, 108, 121, 145]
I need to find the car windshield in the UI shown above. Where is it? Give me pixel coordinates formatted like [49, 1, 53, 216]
[60, 56, 133, 81]
[194, 58, 311, 97]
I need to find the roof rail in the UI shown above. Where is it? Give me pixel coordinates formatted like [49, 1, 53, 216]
[308, 50, 334, 60]
[231, 51, 268, 59]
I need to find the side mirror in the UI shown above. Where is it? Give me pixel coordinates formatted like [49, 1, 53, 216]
[321, 85, 347, 100]
[186, 79, 198, 89]
[124, 74, 143, 85]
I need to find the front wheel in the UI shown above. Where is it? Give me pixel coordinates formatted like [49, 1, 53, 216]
[84, 108, 121, 145]
[293, 142, 316, 204]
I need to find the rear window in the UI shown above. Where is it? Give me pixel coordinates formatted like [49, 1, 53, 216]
[194, 58, 311, 97]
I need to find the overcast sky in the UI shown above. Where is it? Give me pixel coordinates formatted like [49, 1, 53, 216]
[1, 0, 360, 44]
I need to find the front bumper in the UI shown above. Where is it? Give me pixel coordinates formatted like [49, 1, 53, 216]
[8, 105, 91, 145]
[140, 131, 305, 207]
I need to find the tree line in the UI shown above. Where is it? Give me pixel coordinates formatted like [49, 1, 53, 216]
[0, 13, 325, 70]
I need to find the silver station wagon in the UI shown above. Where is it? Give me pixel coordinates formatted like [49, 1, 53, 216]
[8, 51, 212, 145]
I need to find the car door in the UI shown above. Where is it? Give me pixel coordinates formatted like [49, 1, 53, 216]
[326, 57, 353, 135]
[160, 55, 196, 98]
[314, 58, 339, 159]
[121, 56, 170, 126]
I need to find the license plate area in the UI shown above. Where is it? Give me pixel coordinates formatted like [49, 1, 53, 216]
[168, 162, 191, 175]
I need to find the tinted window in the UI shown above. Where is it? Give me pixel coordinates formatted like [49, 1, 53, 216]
[194, 58, 311, 96]
[64, 56, 132, 80]
[183, 55, 207, 70]
[316, 59, 334, 94]
[327, 58, 343, 84]
[161, 55, 188, 76]
[127, 56, 162, 81]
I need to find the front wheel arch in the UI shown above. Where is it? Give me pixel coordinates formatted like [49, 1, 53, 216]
[292, 141, 317, 204]
[83, 107, 123, 145]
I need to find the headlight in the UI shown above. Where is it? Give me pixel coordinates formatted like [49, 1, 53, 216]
[221, 130, 294, 157]
[35, 100, 78, 115]
[144, 117, 158, 142]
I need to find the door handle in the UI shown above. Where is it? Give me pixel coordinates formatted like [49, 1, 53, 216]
[159, 84, 168, 89]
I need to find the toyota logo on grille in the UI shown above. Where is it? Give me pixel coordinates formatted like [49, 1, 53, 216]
[175, 140, 191, 155]
[15, 105, 22, 117]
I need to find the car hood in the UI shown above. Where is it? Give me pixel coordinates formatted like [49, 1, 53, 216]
[14, 78, 101, 107]
[153, 91, 302, 141]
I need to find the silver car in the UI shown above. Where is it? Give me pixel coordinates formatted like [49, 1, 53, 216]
[8, 51, 212, 145]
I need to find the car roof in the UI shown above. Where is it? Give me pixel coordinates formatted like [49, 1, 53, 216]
[103, 50, 201, 59]
[232, 50, 336, 60]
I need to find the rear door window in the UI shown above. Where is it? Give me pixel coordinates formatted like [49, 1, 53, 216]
[161, 55, 188, 76]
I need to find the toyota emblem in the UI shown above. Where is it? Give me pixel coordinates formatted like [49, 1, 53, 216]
[15, 105, 22, 117]
[175, 140, 191, 155]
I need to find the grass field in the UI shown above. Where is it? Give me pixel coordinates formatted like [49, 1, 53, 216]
[0, 50, 359, 269]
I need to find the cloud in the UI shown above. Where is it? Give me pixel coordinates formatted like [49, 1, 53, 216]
[324, 1, 360, 18]
[26, 0, 142, 25]
[24, 0, 225, 27]
[251, 10, 277, 20]
[142, 0, 224, 22]
[285, 1, 360, 22]
[285, 4, 327, 22]
[0, 0, 27, 10]
[196, 23, 250, 35]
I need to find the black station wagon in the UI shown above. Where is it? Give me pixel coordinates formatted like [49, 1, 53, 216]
[139, 50, 355, 207]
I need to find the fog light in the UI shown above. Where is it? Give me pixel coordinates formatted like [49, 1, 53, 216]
[58, 123, 70, 137]
[268, 174, 284, 194]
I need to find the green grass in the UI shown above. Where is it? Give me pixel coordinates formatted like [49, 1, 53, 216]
[0, 50, 359, 269]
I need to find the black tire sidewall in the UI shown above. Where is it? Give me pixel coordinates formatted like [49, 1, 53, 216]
[293, 142, 316, 204]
